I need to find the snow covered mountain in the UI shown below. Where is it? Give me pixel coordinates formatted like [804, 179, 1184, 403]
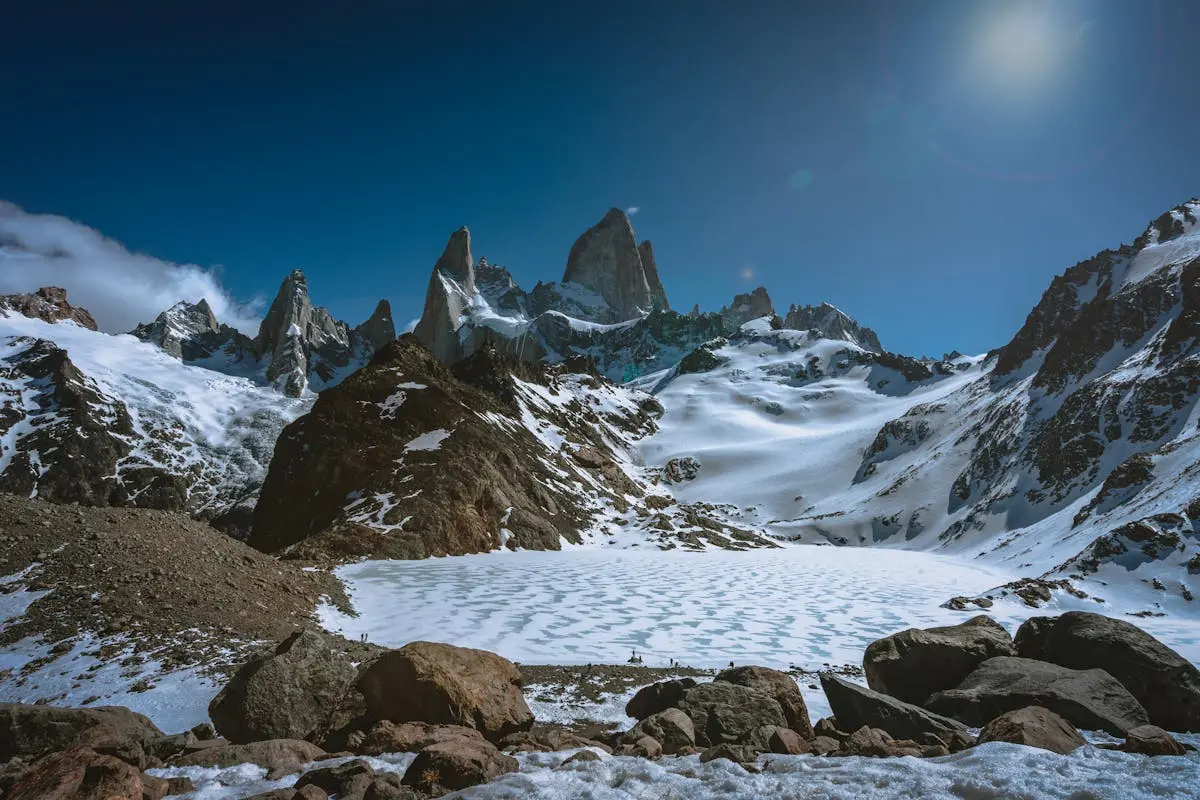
[0, 310, 309, 528]
[2, 199, 1198, 617]
[633, 199, 1200, 614]
[0, 270, 394, 529]
[411, 209, 883, 384]
[130, 269, 395, 396]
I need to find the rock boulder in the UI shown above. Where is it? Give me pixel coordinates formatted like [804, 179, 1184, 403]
[1015, 611, 1200, 732]
[864, 615, 1016, 705]
[977, 706, 1086, 754]
[356, 641, 533, 744]
[209, 630, 358, 744]
[926, 656, 1149, 736]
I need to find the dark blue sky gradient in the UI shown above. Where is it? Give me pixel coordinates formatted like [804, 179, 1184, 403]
[2, 1, 1197, 355]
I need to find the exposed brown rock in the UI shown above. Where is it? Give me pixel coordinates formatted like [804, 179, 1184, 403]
[356, 641, 533, 744]
[715, 665, 813, 738]
[863, 615, 1016, 705]
[0, 286, 98, 330]
[977, 706, 1086, 754]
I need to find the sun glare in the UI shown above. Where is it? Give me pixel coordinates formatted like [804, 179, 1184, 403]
[974, 4, 1062, 94]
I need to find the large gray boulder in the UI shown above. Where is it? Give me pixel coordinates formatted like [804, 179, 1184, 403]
[977, 706, 1086, 754]
[819, 674, 970, 749]
[625, 677, 698, 720]
[622, 708, 695, 755]
[864, 615, 1016, 705]
[209, 630, 358, 744]
[926, 656, 1149, 736]
[677, 682, 787, 747]
[356, 641, 533, 744]
[562, 208, 653, 320]
[0, 703, 163, 763]
[1015, 611, 1200, 732]
[715, 665, 813, 738]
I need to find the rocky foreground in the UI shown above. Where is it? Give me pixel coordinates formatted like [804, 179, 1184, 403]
[2, 609, 1197, 799]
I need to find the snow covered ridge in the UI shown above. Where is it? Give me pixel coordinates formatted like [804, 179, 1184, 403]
[631, 198, 1200, 614]
[129, 269, 395, 397]
[411, 209, 884, 383]
[246, 335, 775, 560]
[0, 312, 309, 524]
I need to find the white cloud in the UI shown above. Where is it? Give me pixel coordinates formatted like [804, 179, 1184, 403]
[626, 206, 641, 216]
[739, 265, 756, 281]
[0, 201, 262, 334]
[403, 317, 421, 333]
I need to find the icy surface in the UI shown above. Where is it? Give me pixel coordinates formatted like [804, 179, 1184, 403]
[144, 744, 1200, 800]
[322, 547, 1025, 668]
[463, 745, 1200, 800]
[0, 314, 310, 514]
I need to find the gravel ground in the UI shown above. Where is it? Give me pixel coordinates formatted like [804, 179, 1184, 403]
[0, 492, 349, 682]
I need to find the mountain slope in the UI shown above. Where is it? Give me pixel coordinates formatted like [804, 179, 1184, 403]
[0, 310, 310, 525]
[633, 201, 1200, 615]
[250, 336, 776, 559]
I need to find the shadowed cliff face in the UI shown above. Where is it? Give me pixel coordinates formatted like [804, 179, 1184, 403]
[250, 336, 660, 560]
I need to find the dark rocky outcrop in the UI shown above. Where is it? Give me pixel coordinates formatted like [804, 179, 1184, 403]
[676, 681, 787, 748]
[130, 299, 251, 361]
[562, 208, 654, 320]
[355, 641, 533, 744]
[714, 665, 813, 738]
[926, 656, 1149, 736]
[819, 674, 970, 748]
[252, 271, 395, 397]
[6, 744, 145, 800]
[0, 703, 162, 763]
[208, 629, 359, 744]
[976, 706, 1086, 754]
[625, 677, 698, 720]
[0, 286, 98, 330]
[1014, 612, 1200, 732]
[622, 708, 694, 755]
[639, 240, 670, 311]
[169, 738, 326, 778]
[783, 302, 882, 353]
[250, 336, 654, 559]
[401, 737, 519, 795]
[863, 616, 1016, 705]
[1121, 724, 1189, 756]
[720, 287, 774, 328]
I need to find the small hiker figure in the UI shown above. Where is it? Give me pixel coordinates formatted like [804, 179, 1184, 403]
[628, 649, 643, 665]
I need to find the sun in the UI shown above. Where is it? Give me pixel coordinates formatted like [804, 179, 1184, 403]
[974, 3, 1063, 95]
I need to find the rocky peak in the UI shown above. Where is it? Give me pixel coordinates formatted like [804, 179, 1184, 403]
[0, 286, 98, 330]
[562, 208, 653, 320]
[130, 299, 232, 359]
[353, 299, 396, 353]
[639, 240, 670, 311]
[720, 286, 774, 328]
[436, 226, 476, 295]
[414, 227, 479, 365]
[255, 270, 316, 395]
[1133, 199, 1199, 249]
[783, 302, 883, 353]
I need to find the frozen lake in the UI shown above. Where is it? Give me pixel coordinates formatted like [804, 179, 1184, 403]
[321, 546, 1200, 668]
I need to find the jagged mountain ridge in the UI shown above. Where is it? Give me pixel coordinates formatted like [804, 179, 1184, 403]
[412, 208, 883, 382]
[634, 200, 1200, 614]
[2, 198, 1198, 619]
[131, 269, 395, 397]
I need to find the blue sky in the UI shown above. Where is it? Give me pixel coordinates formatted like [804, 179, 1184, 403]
[2, 0, 1197, 356]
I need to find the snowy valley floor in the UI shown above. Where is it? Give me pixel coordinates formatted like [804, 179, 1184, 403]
[6, 544, 1200, 797]
[317, 546, 1200, 669]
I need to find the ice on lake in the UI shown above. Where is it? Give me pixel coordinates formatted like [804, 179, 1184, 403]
[314, 546, 1178, 668]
